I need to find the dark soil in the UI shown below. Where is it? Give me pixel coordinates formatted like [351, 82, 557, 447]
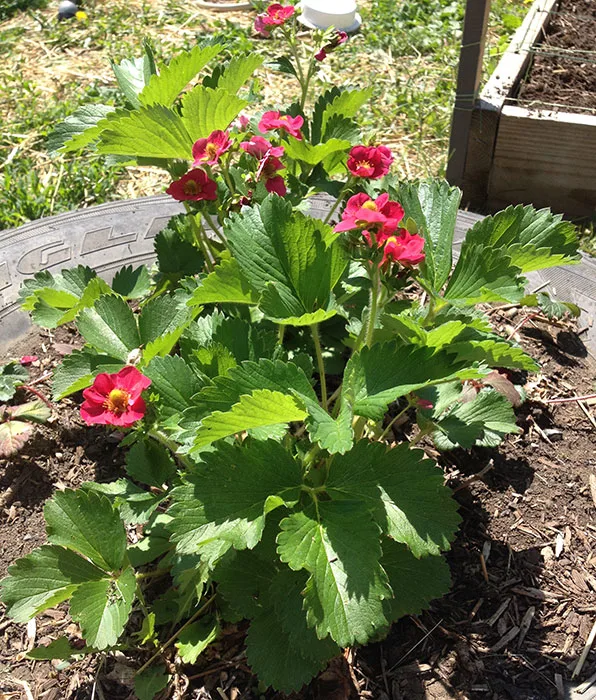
[518, 0, 596, 113]
[1, 315, 596, 700]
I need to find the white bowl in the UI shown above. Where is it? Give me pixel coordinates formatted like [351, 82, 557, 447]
[298, 0, 361, 32]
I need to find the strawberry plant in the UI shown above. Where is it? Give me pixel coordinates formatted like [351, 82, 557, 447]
[0, 5, 581, 697]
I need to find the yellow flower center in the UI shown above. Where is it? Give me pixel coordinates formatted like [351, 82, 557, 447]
[361, 201, 378, 211]
[104, 388, 131, 414]
[357, 160, 372, 170]
[183, 180, 200, 195]
[206, 142, 219, 159]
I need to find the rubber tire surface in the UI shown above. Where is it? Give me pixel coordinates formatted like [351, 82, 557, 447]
[1, 195, 595, 353]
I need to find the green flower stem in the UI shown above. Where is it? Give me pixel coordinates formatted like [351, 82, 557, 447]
[148, 430, 194, 472]
[364, 264, 381, 347]
[201, 209, 227, 247]
[185, 207, 214, 273]
[220, 158, 236, 196]
[322, 177, 354, 226]
[311, 323, 328, 411]
[379, 402, 412, 441]
[135, 593, 217, 677]
[278, 324, 286, 346]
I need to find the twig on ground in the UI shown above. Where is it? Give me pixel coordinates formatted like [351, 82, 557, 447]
[452, 460, 494, 493]
[388, 619, 443, 673]
[573, 619, 596, 679]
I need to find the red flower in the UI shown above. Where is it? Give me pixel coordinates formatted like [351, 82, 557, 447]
[192, 130, 232, 166]
[347, 145, 394, 179]
[254, 15, 271, 36]
[381, 230, 425, 267]
[256, 154, 287, 196]
[19, 355, 38, 366]
[263, 3, 295, 25]
[240, 135, 284, 159]
[166, 169, 218, 202]
[258, 111, 303, 140]
[315, 30, 348, 61]
[334, 193, 404, 235]
[80, 366, 151, 427]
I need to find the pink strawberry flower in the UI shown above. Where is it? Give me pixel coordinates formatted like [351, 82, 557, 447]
[315, 30, 348, 61]
[166, 169, 218, 202]
[80, 366, 151, 427]
[240, 135, 285, 159]
[258, 111, 303, 140]
[256, 154, 287, 196]
[334, 193, 404, 235]
[381, 230, 425, 267]
[347, 145, 394, 179]
[192, 130, 232, 166]
[263, 3, 295, 25]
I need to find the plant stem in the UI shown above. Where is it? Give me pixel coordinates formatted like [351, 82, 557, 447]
[148, 430, 194, 472]
[201, 209, 227, 247]
[17, 384, 53, 409]
[322, 177, 354, 225]
[364, 265, 381, 347]
[311, 324, 328, 411]
[135, 593, 216, 677]
[379, 403, 411, 441]
[186, 209, 214, 273]
[278, 324, 285, 346]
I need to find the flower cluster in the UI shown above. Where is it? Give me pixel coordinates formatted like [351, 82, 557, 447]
[335, 192, 425, 267]
[254, 3, 295, 37]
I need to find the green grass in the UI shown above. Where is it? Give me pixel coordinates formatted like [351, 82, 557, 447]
[0, 0, 527, 232]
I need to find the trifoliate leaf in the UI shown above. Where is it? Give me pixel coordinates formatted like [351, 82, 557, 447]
[0, 420, 33, 457]
[155, 219, 204, 278]
[77, 295, 140, 361]
[450, 336, 538, 372]
[522, 292, 581, 319]
[295, 390, 354, 455]
[216, 53, 263, 94]
[96, 105, 193, 159]
[82, 479, 164, 526]
[134, 664, 170, 700]
[0, 362, 27, 401]
[139, 43, 224, 107]
[70, 566, 135, 649]
[181, 86, 247, 141]
[459, 204, 580, 273]
[26, 636, 94, 660]
[320, 87, 373, 137]
[381, 539, 451, 624]
[343, 341, 485, 420]
[145, 355, 204, 415]
[6, 399, 51, 423]
[192, 389, 306, 449]
[170, 440, 302, 555]
[126, 438, 176, 488]
[192, 358, 315, 414]
[431, 388, 521, 450]
[44, 489, 127, 572]
[0, 545, 105, 623]
[47, 104, 116, 154]
[326, 441, 461, 557]
[187, 256, 260, 307]
[398, 180, 462, 290]
[111, 54, 153, 108]
[138, 292, 193, 346]
[246, 569, 339, 692]
[226, 197, 347, 325]
[284, 138, 351, 166]
[277, 501, 391, 647]
[111, 265, 152, 299]
[175, 617, 219, 664]
[445, 243, 526, 304]
[51, 349, 124, 400]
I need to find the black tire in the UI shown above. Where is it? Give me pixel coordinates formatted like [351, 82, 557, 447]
[1, 196, 595, 353]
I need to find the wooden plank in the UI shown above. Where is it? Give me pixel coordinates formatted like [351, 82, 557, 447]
[459, 0, 558, 209]
[446, 0, 492, 186]
[487, 105, 596, 218]
[482, 0, 558, 107]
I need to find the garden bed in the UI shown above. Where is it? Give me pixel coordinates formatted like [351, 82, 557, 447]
[458, 0, 596, 218]
[1, 311, 595, 699]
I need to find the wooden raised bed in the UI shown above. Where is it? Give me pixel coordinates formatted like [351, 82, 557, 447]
[447, 0, 596, 219]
